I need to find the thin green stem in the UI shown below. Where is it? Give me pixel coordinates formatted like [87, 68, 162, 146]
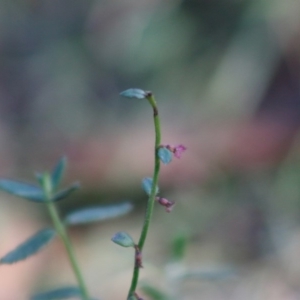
[127, 94, 161, 299]
[43, 176, 90, 300]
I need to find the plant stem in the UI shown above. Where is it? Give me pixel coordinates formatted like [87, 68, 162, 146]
[43, 177, 90, 300]
[127, 93, 161, 299]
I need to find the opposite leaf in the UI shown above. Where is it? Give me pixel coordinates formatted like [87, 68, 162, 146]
[142, 177, 159, 196]
[51, 156, 67, 191]
[111, 232, 135, 248]
[65, 202, 133, 225]
[120, 88, 147, 100]
[52, 182, 80, 202]
[0, 228, 56, 264]
[31, 286, 83, 300]
[0, 179, 44, 202]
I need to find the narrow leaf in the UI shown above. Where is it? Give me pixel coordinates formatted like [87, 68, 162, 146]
[142, 177, 159, 196]
[158, 148, 172, 165]
[35, 172, 44, 186]
[31, 286, 82, 300]
[0, 228, 56, 264]
[141, 284, 170, 300]
[182, 268, 237, 281]
[40, 173, 52, 198]
[0, 179, 44, 202]
[51, 157, 67, 191]
[52, 182, 80, 202]
[65, 202, 133, 225]
[120, 88, 147, 99]
[171, 232, 188, 262]
[111, 232, 135, 248]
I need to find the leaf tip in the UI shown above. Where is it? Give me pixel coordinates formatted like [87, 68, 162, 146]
[120, 88, 148, 100]
[111, 231, 135, 248]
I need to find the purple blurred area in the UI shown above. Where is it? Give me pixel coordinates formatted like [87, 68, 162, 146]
[1, 0, 300, 299]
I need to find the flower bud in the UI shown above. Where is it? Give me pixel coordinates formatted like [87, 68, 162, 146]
[156, 197, 175, 213]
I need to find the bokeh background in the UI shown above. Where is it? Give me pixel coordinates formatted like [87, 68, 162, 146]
[1, 0, 300, 299]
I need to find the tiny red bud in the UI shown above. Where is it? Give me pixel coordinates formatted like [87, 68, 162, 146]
[156, 197, 175, 212]
[165, 201, 175, 213]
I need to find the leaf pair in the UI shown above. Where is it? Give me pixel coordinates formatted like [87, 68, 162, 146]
[0, 179, 79, 203]
[0, 157, 77, 203]
[0, 202, 133, 265]
[110, 178, 161, 249]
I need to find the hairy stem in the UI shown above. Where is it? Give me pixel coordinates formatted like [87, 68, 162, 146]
[127, 93, 161, 299]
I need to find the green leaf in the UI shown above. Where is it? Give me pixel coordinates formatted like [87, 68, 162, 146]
[40, 173, 52, 198]
[111, 232, 135, 248]
[120, 88, 147, 100]
[158, 148, 172, 165]
[0, 179, 44, 202]
[35, 172, 44, 186]
[171, 232, 188, 262]
[182, 268, 237, 281]
[142, 177, 159, 196]
[141, 284, 170, 300]
[52, 182, 80, 202]
[31, 286, 86, 300]
[51, 157, 67, 191]
[0, 228, 56, 264]
[65, 202, 133, 225]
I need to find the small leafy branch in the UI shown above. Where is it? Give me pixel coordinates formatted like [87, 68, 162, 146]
[0, 89, 186, 300]
[0, 157, 132, 300]
[115, 89, 186, 300]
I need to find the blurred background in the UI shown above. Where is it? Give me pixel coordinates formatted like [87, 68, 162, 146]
[1, 0, 300, 299]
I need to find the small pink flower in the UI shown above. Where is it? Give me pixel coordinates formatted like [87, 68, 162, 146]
[156, 197, 175, 213]
[165, 144, 187, 159]
[173, 144, 187, 159]
[165, 202, 175, 213]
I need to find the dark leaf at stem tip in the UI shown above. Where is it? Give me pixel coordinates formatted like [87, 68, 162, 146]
[0, 228, 56, 264]
[120, 88, 147, 99]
